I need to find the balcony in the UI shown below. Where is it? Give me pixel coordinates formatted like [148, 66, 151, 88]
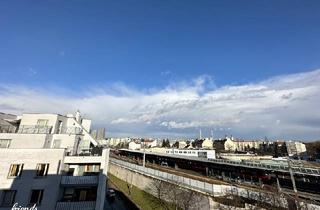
[0, 125, 18, 133]
[56, 201, 96, 210]
[17, 125, 52, 134]
[59, 127, 83, 135]
[61, 175, 98, 186]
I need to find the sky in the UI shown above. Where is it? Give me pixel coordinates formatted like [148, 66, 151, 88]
[0, 0, 320, 140]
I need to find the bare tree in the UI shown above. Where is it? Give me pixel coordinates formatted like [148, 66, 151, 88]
[146, 179, 171, 210]
[146, 178, 201, 210]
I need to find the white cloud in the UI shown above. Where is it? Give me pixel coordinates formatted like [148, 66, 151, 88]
[0, 69, 320, 140]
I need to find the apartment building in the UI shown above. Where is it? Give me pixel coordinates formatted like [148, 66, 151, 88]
[286, 141, 307, 156]
[224, 137, 263, 152]
[0, 112, 109, 210]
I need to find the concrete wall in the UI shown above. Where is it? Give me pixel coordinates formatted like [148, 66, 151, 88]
[20, 114, 59, 127]
[0, 149, 65, 210]
[51, 134, 80, 149]
[0, 133, 48, 148]
[108, 163, 212, 210]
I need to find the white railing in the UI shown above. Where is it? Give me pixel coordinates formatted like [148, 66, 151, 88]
[17, 125, 52, 134]
[61, 175, 98, 185]
[59, 127, 83, 135]
[56, 201, 95, 210]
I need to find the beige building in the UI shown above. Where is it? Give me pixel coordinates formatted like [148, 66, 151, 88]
[201, 139, 214, 149]
[224, 137, 262, 152]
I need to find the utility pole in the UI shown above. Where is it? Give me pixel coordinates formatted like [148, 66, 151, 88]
[285, 141, 298, 198]
[142, 139, 146, 168]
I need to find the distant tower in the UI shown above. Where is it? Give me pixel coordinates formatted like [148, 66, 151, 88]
[211, 129, 213, 140]
[199, 129, 202, 140]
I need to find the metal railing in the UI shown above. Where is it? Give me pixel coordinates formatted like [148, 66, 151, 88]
[56, 201, 95, 210]
[206, 158, 320, 176]
[17, 125, 52, 134]
[0, 125, 18, 133]
[0, 125, 83, 135]
[61, 175, 98, 186]
[59, 127, 83, 135]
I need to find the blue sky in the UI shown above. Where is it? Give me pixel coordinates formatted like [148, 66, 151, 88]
[1, 1, 320, 140]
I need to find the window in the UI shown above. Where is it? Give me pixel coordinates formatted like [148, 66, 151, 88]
[0, 139, 11, 148]
[29, 190, 43, 205]
[37, 119, 48, 126]
[8, 164, 23, 178]
[1, 190, 16, 206]
[36, 164, 49, 177]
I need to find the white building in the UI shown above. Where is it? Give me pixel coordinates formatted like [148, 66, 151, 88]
[143, 139, 158, 148]
[108, 137, 131, 147]
[201, 139, 214, 149]
[178, 141, 187, 149]
[286, 141, 307, 156]
[165, 149, 216, 159]
[224, 137, 262, 152]
[128, 141, 141, 150]
[0, 112, 109, 210]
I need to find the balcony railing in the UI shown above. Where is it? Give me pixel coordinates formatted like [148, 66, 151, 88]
[61, 175, 98, 186]
[0, 125, 83, 135]
[56, 201, 96, 210]
[65, 146, 103, 157]
[17, 125, 52, 134]
[0, 125, 18, 133]
[59, 127, 83, 135]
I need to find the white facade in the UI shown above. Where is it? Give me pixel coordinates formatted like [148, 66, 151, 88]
[178, 141, 187, 149]
[224, 137, 262, 152]
[128, 141, 141, 150]
[0, 112, 109, 210]
[286, 141, 307, 156]
[143, 139, 158, 148]
[165, 149, 216, 159]
[108, 137, 131, 147]
[201, 139, 213, 149]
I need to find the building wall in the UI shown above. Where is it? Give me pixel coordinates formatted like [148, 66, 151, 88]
[0, 149, 65, 210]
[20, 114, 59, 127]
[202, 139, 213, 149]
[129, 142, 141, 150]
[0, 133, 48, 148]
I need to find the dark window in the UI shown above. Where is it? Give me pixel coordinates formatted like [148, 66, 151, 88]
[36, 164, 49, 177]
[29, 190, 43, 205]
[8, 164, 23, 178]
[1, 190, 16, 206]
